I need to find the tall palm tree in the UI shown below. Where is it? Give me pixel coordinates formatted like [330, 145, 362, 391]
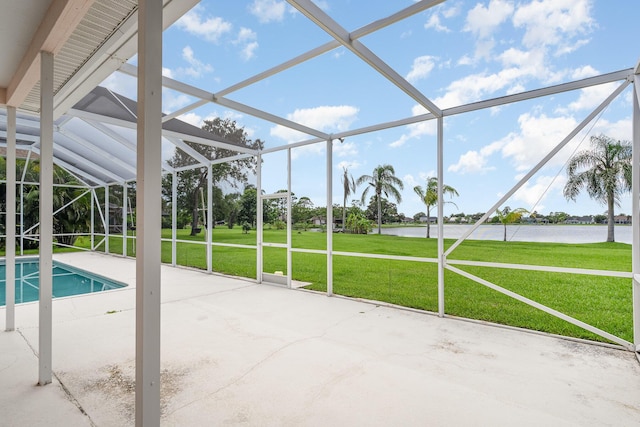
[413, 177, 459, 238]
[341, 167, 356, 232]
[563, 134, 632, 242]
[495, 206, 528, 242]
[357, 164, 404, 234]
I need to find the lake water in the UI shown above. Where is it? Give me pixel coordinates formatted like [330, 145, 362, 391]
[380, 224, 633, 244]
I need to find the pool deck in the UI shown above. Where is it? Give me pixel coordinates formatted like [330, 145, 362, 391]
[1, 251, 639, 426]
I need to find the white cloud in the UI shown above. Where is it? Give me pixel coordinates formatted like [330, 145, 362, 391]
[241, 41, 259, 61]
[163, 92, 191, 114]
[178, 112, 204, 127]
[178, 46, 213, 78]
[424, 3, 460, 32]
[434, 70, 514, 108]
[464, 0, 514, 39]
[500, 112, 578, 171]
[512, 0, 594, 54]
[162, 67, 174, 79]
[390, 134, 410, 148]
[175, 6, 233, 43]
[270, 105, 359, 144]
[512, 174, 566, 210]
[424, 14, 449, 32]
[589, 117, 632, 143]
[334, 141, 358, 158]
[448, 140, 503, 174]
[177, 112, 219, 128]
[101, 73, 137, 100]
[237, 27, 257, 43]
[249, 0, 286, 23]
[406, 55, 436, 83]
[560, 82, 618, 113]
[235, 28, 259, 61]
[337, 160, 361, 171]
[571, 65, 599, 80]
[389, 104, 438, 148]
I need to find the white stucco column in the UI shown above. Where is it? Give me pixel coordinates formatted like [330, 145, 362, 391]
[38, 50, 54, 386]
[135, 0, 163, 424]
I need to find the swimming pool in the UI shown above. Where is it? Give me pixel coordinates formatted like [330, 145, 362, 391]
[0, 258, 127, 306]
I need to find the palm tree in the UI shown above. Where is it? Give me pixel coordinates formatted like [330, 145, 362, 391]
[357, 164, 404, 234]
[563, 134, 632, 242]
[341, 167, 356, 232]
[413, 177, 459, 238]
[495, 206, 528, 241]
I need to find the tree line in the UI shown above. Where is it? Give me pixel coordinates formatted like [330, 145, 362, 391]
[0, 126, 632, 246]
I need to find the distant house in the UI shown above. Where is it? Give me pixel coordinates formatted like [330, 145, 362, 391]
[614, 215, 631, 224]
[565, 216, 595, 224]
[419, 216, 437, 223]
[310, 216, 326, 226]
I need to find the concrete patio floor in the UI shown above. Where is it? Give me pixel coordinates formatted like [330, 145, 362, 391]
[1, 251, 639, 426]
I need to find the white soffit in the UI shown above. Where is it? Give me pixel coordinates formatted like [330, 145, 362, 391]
[0, 0, 198, 116]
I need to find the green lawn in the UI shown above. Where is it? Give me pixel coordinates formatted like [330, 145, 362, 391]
[8, 226, 634, 344]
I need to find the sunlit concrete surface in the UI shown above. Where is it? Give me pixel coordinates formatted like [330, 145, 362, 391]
[1, 251, 639, 426]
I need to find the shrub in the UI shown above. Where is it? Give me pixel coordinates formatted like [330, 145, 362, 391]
[242, 222, 252, 234]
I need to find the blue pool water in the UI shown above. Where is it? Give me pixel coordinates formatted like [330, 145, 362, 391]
[0, 258, 127, 306]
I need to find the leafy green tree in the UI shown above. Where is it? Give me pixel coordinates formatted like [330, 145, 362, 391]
[292, 196, 314, 227]
[0, 158, 91, 247]
[563, 134, 632, 242]
[548, 211, 568, 224]
[413, 177, 458, 238]
[346, 210, 371, 234]
[162, 118, 263, 235]
[341, 167, 356, 232]
[413, 212, 426, 223]
[495, 206, 528, 241]
[224, 192, 241, 229]
[238, 186, 258, 227]
[357, 164, 404, 234]
[593, 214, 607, 224]
[365, 196, 399, 225]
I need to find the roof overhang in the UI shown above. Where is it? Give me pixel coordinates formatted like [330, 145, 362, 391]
[0, 0, 198, 118]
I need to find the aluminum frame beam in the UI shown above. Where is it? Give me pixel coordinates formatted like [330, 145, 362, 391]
[118, 63, 330, 140]
[286, 0, 443, 118]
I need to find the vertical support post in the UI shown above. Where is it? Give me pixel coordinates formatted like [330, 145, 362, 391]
[123, 184, 128, 257]
[5, 106, 16, 331]
[20, 182, 24, 256]
[105, 185, 110, 253]
[632, 75, 640, 351]
[135, 0, 163, 424]
[326, 139, 333, 296]
[437, 117, 445, 317]
[286, 148, 292, 288]
[90, 188, 95, 250]
[206, 164, 212, 273]
[38, 50, 54, 386]
[257, 153, 263, 283]
[172, 171, 177, 267]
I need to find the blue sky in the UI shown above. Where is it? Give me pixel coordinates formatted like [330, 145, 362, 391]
[103, 0, 639, 219]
